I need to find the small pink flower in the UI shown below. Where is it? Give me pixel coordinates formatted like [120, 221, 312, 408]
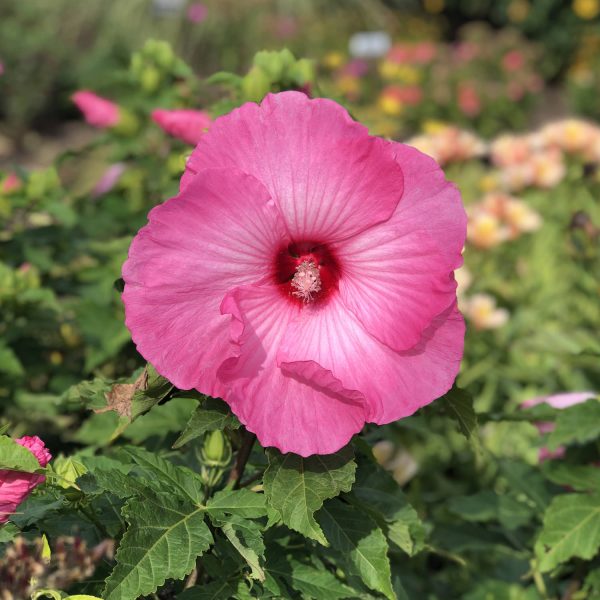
[186, 2, 207, 23]
[343, 59, 369, 78]
[72, 90, 120, 129]
[152, 109, 212, 146]
[387, 43, 411, 64]
[507, 81, 525, 101]
[413, 42, 437, 64]
[457, 83, 481, 117]
[0, 436, 51, 524]
[0, 62, 4, 76]
[502, 50, 524, 72]
[273, 15, 297, 39]
[123, 92, 466, 456]
[1, 172, 22, 194]
[454, 42, 478, 63]
[92, 163, 126, 199]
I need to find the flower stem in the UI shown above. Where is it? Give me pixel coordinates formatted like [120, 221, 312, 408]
[227, 429, 256, 489]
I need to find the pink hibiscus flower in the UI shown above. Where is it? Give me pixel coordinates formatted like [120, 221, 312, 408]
[123, 92, 466, 456]
[152, 109, 212, 146]
[0, 436, 52, 523]
[72, 90, 120, 129]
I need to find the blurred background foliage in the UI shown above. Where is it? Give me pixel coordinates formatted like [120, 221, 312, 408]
[2, 0, 600, 155]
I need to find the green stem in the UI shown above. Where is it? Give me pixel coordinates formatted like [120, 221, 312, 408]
[227, 429, 256, 489]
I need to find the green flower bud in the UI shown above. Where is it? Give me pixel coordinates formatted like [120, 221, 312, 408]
[140, 66, 162, 93]
[152, 40, 176, 70]
[254, 49, 295, 81]
[241, 66, 272, 102]
[289, 58, 315, 86]
[112, 109, 140, 136]
[167, 152, 187, 176]
[201, 430, 231, 467]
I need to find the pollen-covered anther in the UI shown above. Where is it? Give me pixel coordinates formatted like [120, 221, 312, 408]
[291, 260, 322, 303]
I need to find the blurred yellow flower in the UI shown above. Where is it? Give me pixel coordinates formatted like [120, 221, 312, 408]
[378, 93, 403, 116]
[378, 60, 400, 80]
[337, 75, 360, 97]
[507, 0, 530, 22]
[422, 120, 449, 134]
[396, 65, 421, 85]
[49, 351, 63, 366]
[479, 174, 499, 193]
[424, 0, 445, 14]
[60, 323, 81, 347]
[322, 52, 344, 70]
[573, 0, 600, 19]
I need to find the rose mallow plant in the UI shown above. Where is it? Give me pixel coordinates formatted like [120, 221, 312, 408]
[122, 91, 466, 456]
[0, 436, 51, 524]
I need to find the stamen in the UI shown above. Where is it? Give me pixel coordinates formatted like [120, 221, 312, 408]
[291, 260, 322, 303]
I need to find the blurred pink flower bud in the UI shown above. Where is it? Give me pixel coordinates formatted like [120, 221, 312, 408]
[92, 163, 126, 199]
[1, 172, 22, 194]
[458, 83, 481, 117]
[186, 2, 207, 23]
[152, 108, 211, 145]
[72, 90, 120, 129]
[0, 436, 52, 524]
[502, 50, 524, 72]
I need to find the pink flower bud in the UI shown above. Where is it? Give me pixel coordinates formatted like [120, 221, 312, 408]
[0, 436, 51, 523]
[72, 90, 120, 129]
[152, 108, 211, 146]
[187, 3, 208, 23]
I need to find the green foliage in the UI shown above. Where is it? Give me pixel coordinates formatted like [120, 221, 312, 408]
[263, 446, 356, 545]
[535, 493, 600, 572]
[103, 491, 212, 600]
[440, 386, 478, 439]
[173, 395, 240, 449]
[547, 398, 600, 450]
[319, 499, 395, 599]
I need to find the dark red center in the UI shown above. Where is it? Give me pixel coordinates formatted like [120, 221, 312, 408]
[274, 241, 341, 305]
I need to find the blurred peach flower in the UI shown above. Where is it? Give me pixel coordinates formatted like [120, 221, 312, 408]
[467, 210, 510, 248]
[462, 293, 509, 330]
[372, 440, 419, 486]
[408, 126, 486, 166]
[530, 149, 566, 189]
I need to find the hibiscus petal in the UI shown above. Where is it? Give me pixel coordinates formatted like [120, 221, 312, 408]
[122, 168, 287, 392]
[219, 284, 367, 456]
[183, 91, 404, 243]
[332, 142, 465, 351]
[390, 141, 467, 263]
[334, 228, 458, 352]
[278, 296, 465, 424]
